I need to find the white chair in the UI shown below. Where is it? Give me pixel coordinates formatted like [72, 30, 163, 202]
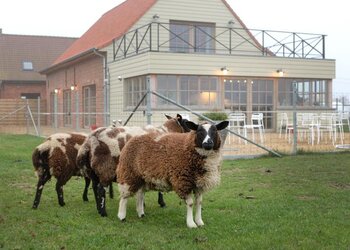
[297, 113, 319, 145]
[245, 113, 264, 143]
[279, 113, 293, 139]
[228, 112, 247, 144]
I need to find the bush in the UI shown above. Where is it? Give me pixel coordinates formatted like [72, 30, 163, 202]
[199, 112, 228, 121]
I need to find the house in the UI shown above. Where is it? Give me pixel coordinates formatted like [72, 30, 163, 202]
[42, 0, 336, 130]
[0, 29, 76, 100]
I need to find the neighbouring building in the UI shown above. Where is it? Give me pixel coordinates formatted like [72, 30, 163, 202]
[0, 29, 76, 100]
[42, 0, 336, 130]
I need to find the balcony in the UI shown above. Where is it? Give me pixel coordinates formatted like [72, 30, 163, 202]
[112, 22, 326, 62]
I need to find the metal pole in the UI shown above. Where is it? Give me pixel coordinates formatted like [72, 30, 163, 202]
[292, 81, 298, 155]
[54, 92, 58, 131]
[76, 91, 79, 131]
[123, 93, 147, 126]
[27, 101, 39, 136]
[146, 76, 152, 125]
[37, 96, 41, 136]
[26, 99, 29, 134]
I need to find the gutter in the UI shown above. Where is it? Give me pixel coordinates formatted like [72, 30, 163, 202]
[92, 48, 110, 127]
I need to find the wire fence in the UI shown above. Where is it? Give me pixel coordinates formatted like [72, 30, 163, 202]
[1, 93, 350, 158]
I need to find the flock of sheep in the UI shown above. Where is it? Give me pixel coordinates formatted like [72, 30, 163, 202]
[31, 114, 229, 228]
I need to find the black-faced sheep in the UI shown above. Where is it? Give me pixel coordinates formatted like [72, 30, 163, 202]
[76, 114, 190, 217]
[32, 133, 89, 208]
[116, 121, 229, 228]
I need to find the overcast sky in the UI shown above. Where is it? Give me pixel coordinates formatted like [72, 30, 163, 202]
[1, 0, 349, 93]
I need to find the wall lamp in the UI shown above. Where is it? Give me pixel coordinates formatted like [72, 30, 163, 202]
[277, 69, 285, 77]
[221, 66, 229, 75]
[118, 76, 122, 81]
[54, 88, 60, 94]
[228, 20, 235, 28]
[70, 84, 77, 91]
[152, 14, 160, 22]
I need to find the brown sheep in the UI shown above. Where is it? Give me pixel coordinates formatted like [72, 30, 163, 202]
[117, 121, 229, 228]
[32, 133, 89, 208]
[76, 114, 190, 216]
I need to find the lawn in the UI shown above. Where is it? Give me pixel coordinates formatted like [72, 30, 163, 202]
[0, 134, 349, 249]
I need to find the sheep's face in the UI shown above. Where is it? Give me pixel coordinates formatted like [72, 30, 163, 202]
[186, 121, 229, 150]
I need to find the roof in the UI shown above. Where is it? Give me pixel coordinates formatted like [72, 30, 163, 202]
[0, 33, 76, 81]
[53, 0, 157, 66]
[49, 0, 254, 70]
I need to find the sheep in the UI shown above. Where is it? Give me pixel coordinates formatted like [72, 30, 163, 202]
[32, 132, 89, 208]
[76, 114, 190, 217]
[116, 120, 229, 228]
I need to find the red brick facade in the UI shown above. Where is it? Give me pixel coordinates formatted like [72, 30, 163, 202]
[0, 81, 46, 99]
[46, 55, 105, 129]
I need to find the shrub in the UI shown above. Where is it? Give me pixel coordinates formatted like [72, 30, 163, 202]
[199, 112, 228, 121]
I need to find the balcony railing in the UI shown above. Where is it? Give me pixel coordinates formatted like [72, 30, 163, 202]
[112, 22, 326, 61]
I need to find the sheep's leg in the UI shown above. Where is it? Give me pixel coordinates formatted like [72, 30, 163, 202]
[32, 169, 51, 209]
[158, 192, 166, 208]
[82, 177, 91, 202]
[136, 189, 145, 218]
[185, 195, 197, 228]
[118, 183, 130, 221]
[97, 183, 107, 217]
[109, 184, 114, 199]
[89, 171, 102, 215]
[56, 182, 65, 206]
[194, 192, 204, 227]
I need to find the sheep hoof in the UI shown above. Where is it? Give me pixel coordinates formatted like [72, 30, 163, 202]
[59, 202, 66, 207]
[187, 221, 198, 228]
[100, 212, 107, 217]
[140, 214, 145, 218]
[121, 218, 126, 222]
[32, 205, 38, 209]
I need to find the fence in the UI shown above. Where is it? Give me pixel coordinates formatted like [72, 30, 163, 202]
[1, 92, 350, 158]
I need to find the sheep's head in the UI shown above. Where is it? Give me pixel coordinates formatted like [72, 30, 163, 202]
[186, 121, 229, 150]
[164, 114, 191, 133]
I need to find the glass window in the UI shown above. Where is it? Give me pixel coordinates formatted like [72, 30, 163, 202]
[63, 90, 72, 126]
[278, 79, 328, 107]
[170, 21, 215, 54]
[83, 85, 96, 127]
[252, 79, 274, 129]
[22, 61, 33, 71]
[124, 76, 147, 109]
[224, 78, 247, 111]
[155, 75, 219, 109]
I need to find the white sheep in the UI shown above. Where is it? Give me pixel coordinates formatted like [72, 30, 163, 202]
[116, 120, 229, 228]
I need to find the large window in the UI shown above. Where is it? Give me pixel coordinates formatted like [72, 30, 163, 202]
[224, 78, 247, 111]
[124, 76, 147, 109]
[169, 21, 215, 54]
[155, 75, 219, 109]
[278, 79, 328, 107]
[63, 90, 72, 126]
[83, 85, 96, 127]
[252, 79, 274, 128]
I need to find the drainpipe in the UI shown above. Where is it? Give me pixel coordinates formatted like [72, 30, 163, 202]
[93, 48, 110, 126]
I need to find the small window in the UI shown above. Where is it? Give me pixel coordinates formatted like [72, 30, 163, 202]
[22, 61, 33, 71]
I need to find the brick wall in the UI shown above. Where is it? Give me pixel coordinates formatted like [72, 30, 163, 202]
[0, 81, 46, 99]
[46, 54, 105, 128]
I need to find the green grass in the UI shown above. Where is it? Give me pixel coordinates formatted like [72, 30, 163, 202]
[0, 134, 349, 249]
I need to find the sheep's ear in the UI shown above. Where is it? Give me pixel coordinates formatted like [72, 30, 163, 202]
[165, 114, 172, 120]
[176, 114, 183, 122]
[216, 121, 229, 131]
[185, 121, 198, 131]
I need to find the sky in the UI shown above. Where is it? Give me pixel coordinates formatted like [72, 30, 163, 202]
[1, 0, 349, 94]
